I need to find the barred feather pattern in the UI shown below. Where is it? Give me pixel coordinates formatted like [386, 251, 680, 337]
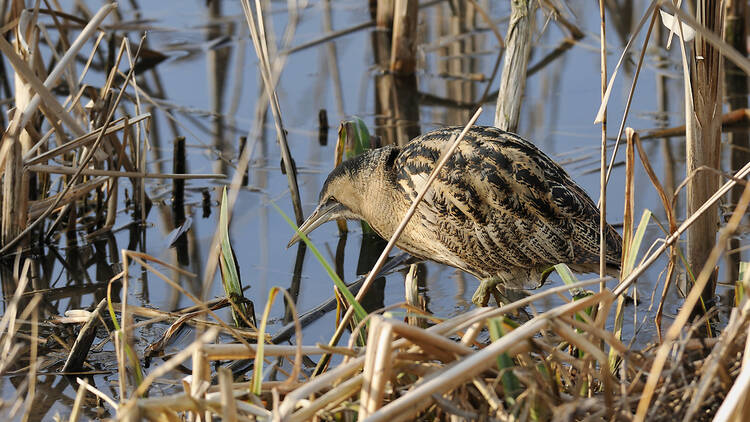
[317, 126, 622, 289]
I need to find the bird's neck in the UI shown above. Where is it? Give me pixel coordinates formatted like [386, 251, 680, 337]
[356, 176, 409, 241]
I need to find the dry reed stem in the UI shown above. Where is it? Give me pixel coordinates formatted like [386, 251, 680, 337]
[390, 0, 418, 74]
[686, 298, 750, 419]
[191, 345, 210, 420]
[62, 298, 107, 372]
[118, 328, 219, 418]
[135, 388, 271, 417]
[597, 0, 608, 303]
[359, 317, 391, 418]
[714, 305, 750, 420]
[218, 367, 238, 422]
[594, 0, 659, 124]
[376, 0, 394, 28]
[662, 1, 750, 74]
[466, 0, 505, 47]
[365, 291, 614, 421]
[23, 113, 150, 164]
[26, 164, 225, 179]
[76, 377, 119, 411]
[279, 307, 490, 417]
[241, 0, 302, 223]
[287, 374, 365, 422]
[632, 128, 678, 338]
[404, 264, 421, 326]
[685, 0, 723, 318]
[197, 0, 301, 305]
[26, 176, 107, 219]
[69, 378, 88, 422]
[284, 20, 376, 55]
[20, 293, 38, 422]
[601, 7, 658, 187]
[2, 3, 114, 140]
[612, 128, 636, 353]
[201, 344, 325, 359]
[0, 259, 31, 358]
[387, 317, 473, 358]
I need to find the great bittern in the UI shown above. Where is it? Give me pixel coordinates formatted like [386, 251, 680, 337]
[288, 126, 622, 305]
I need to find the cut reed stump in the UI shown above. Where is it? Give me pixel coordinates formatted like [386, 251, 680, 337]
[390, 0, 418, 74]
[687, 1, 723, 315]
[494, 0, 535, 132]
[375, 0, 394, 29]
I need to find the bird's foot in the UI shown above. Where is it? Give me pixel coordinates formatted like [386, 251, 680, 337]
[472, 277, 509, 307]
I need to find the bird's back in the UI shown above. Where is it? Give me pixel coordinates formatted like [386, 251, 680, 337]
[387, 126, 622, 288]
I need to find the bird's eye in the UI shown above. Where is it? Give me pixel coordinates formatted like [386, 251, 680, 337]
[327, 196, 337, 203]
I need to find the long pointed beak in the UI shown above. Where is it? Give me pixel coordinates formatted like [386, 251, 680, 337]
[287, 201, 346, 248]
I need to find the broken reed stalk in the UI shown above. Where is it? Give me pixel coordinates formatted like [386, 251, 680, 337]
[685, 0, 723, 317]
[62, 298, 108, 372]
[389, 0, 418, 74]
[494, 0, 533, 132]
[172, 136, 187, 265]
[610, 128, 636, 365]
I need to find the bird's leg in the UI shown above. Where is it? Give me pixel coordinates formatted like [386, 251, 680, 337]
[472, 276, 505, 306]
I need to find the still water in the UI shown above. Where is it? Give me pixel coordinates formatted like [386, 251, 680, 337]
[3, 1, 709, 419]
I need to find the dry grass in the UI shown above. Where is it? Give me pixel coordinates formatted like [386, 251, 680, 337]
[1, 1, 749, 421]
[19, 273, 742, 421]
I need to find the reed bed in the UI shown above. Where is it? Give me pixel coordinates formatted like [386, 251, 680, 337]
[1, 0, 749, 421]
[16, 272, 746, 421]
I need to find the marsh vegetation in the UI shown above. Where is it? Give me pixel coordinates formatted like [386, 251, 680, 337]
[0, 0, 748, 420]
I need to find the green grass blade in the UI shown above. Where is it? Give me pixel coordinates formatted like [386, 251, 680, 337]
[623, 209, 652, 275]
[345, 116, 371, 159]
[271, 201, 368, 324]
[736, 261, 750, 306]
[489, 317, 521, 407]
[251, 287, 278, 395]
[554, 263, 593, 336]
[554, 263, 589, 300]
[107, 285, 144, 389]
[219, 187, 252, 327]
[554, 263, 578, 286]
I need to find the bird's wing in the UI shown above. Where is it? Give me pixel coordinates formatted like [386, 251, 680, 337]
[476, 130, 622, 267]
[392, 127, 620, 270]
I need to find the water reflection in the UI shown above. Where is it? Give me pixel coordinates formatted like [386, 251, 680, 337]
[0, 1, 719, 419]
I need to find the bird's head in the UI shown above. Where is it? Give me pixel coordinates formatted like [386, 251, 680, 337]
[287, 145, 398, 248]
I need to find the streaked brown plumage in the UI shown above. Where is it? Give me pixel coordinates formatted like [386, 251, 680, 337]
[289, 126, 622, 304]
